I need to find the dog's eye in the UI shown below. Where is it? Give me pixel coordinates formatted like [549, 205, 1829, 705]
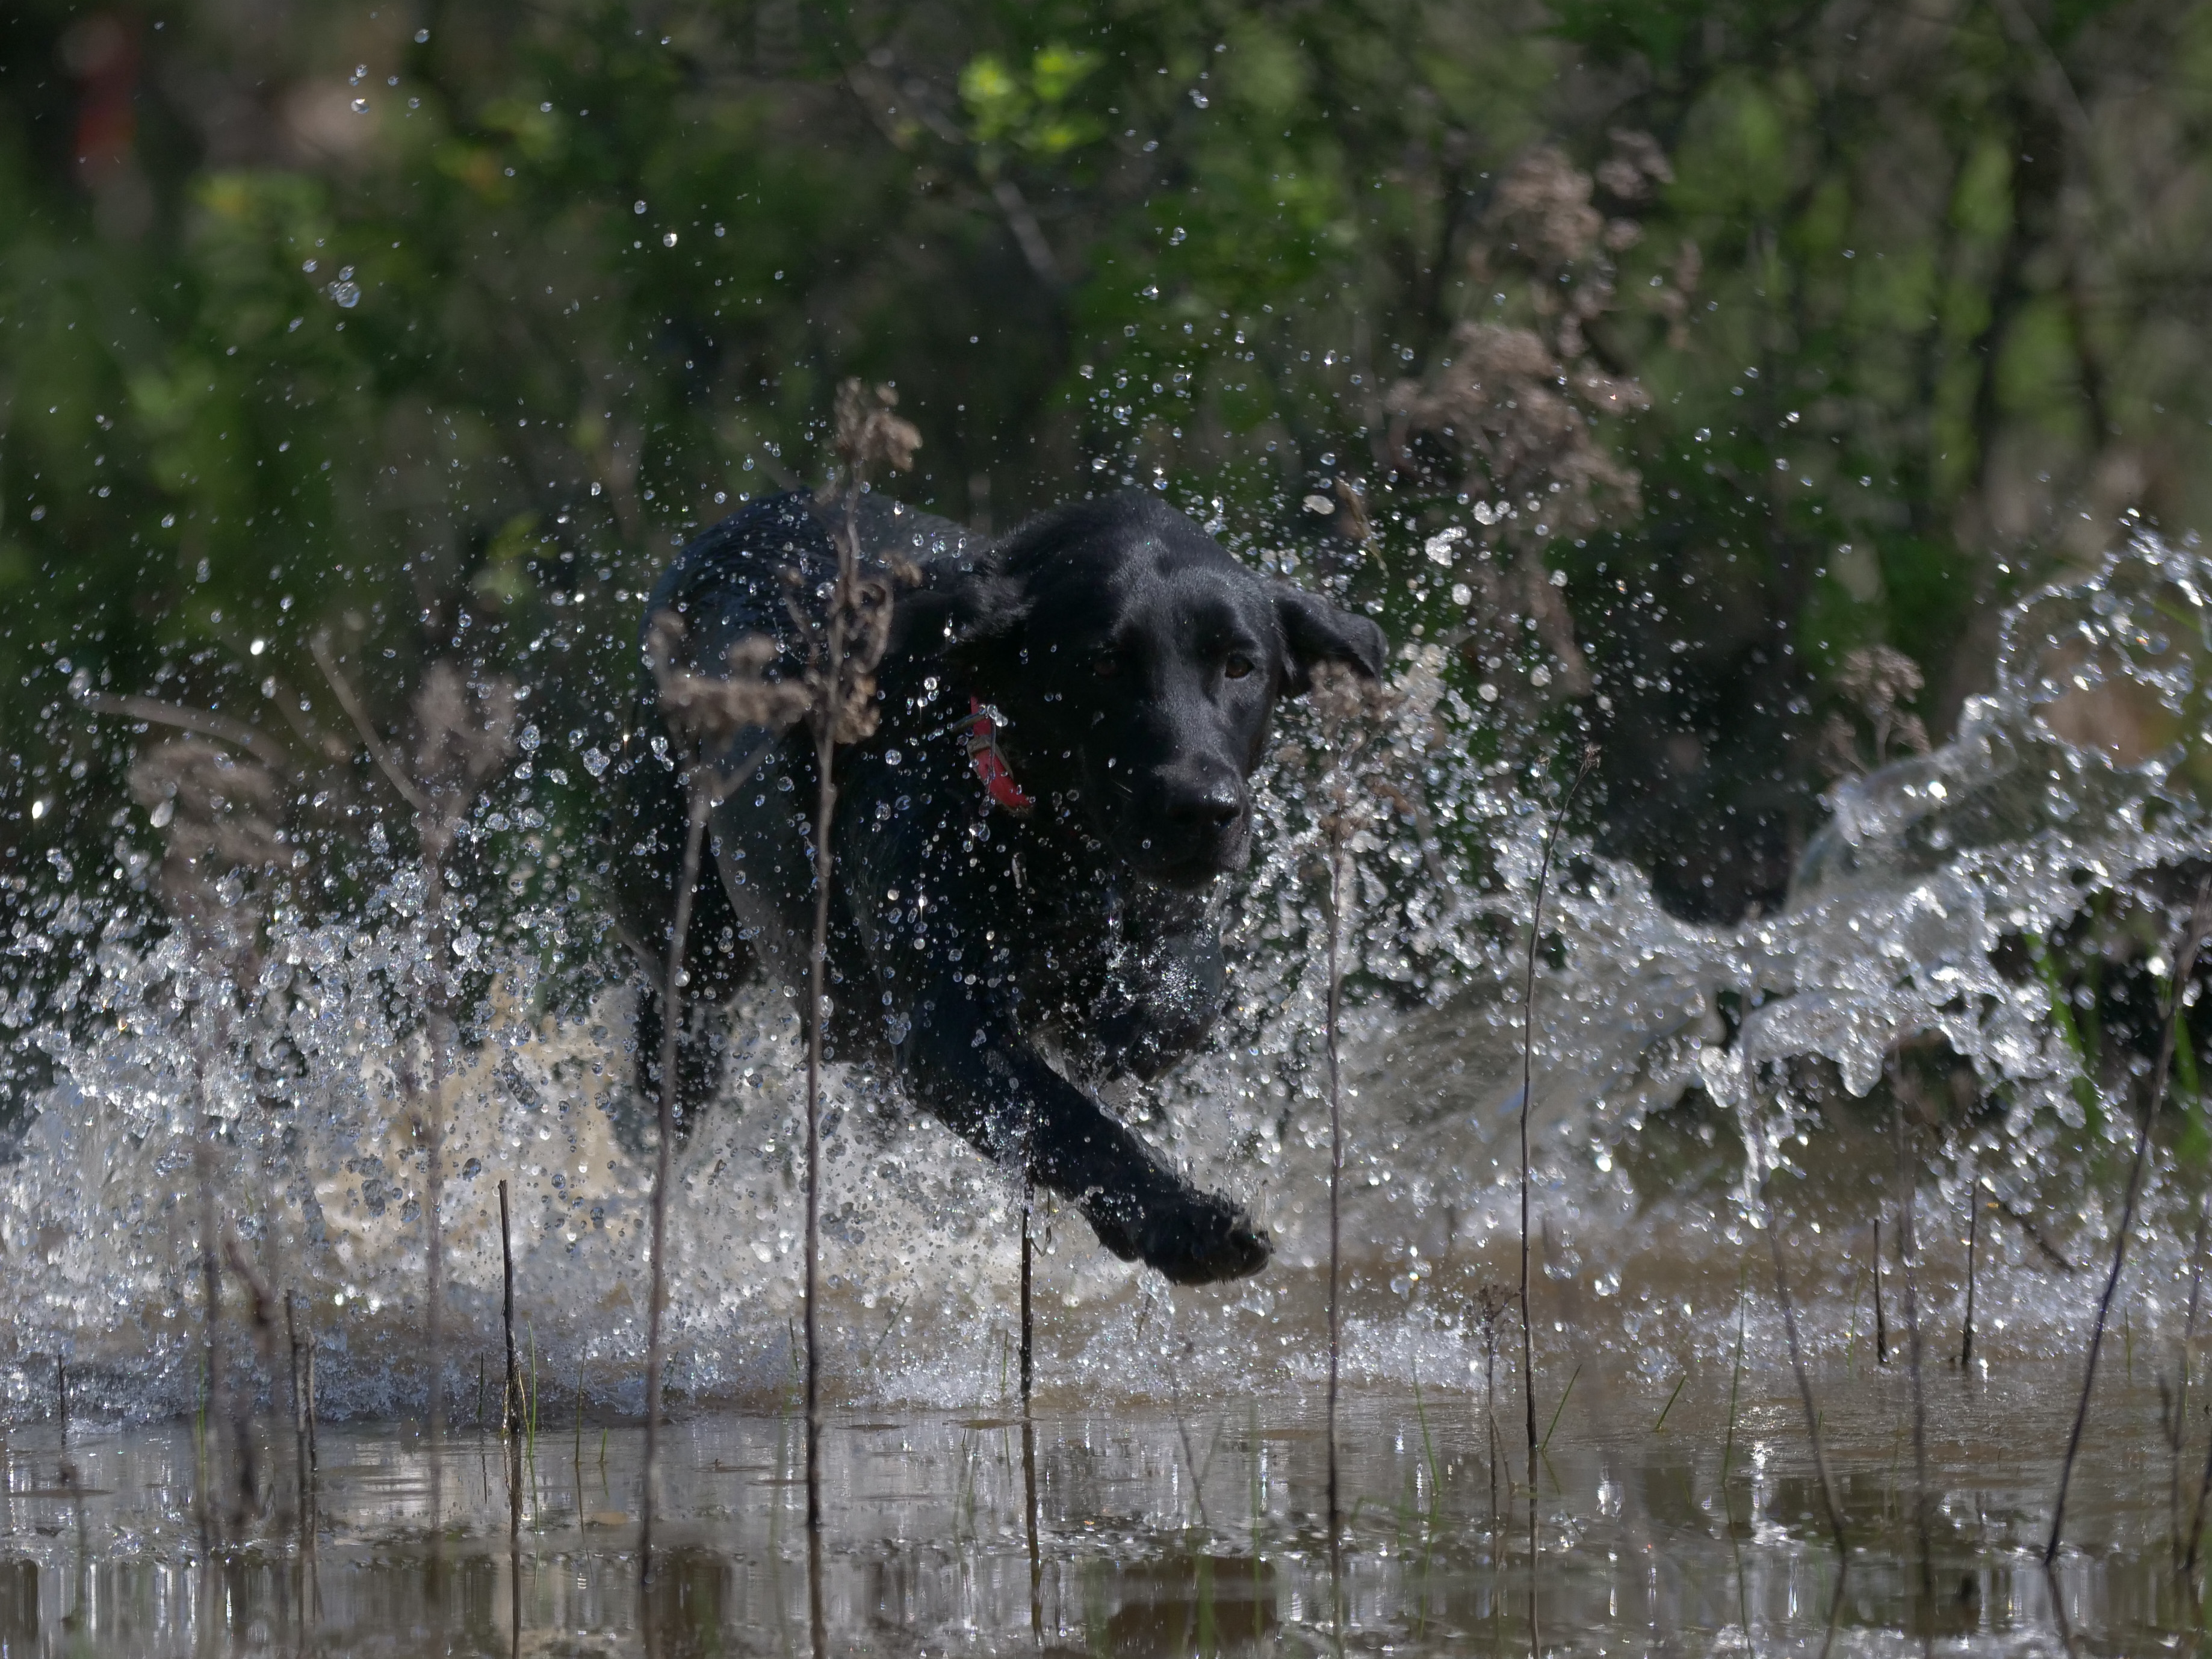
[1093, 654, 1119, 677]
[1224, 653, 1255, 680]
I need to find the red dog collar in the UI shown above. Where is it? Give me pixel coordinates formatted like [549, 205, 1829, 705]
[967, 697, 1034, 812]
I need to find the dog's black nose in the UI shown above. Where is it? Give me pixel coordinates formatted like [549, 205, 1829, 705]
[1162, 774, 1242, 829]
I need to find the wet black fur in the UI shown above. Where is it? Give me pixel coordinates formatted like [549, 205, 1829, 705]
[603, 489, 1384, 1285]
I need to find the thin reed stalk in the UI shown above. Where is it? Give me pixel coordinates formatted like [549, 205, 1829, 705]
[1475, 1289, 1506, 1534]
[311, 640, 514, 1548]
[195, 1073, 225, 1555]
[1720, 1276, 1746, 1496]
[1873, 1216, 1888, 1366]
[1021, 1414, 1042, 1642]
[1749, 1112, 1847, 1555]
[1486, 1327, 1500, 1533]
[1895, 1100, 1933, 1598]
[414, 848, 453, 1545]
[2187, 1341, 2212, 1576]
[805, 383, 915, 1659]
[803, 685, 837, 1553]
[2174, 1192, 2209, 1567]
[1538, 1363, 1579, 1457]
[1324, 827, 1348, 1541]
[305, 1341, 318, 1475]
[499, 1180, 519, 1436]
[795, 488, 855, 1659]
[422, 996, 447, 1535]
[799, 538, 853, 1577]
[1962, 1180, 1980, 1369]
[2049, 881, 2210, 1565]
[1306, 663, 1392, 1552]
[1518, 743, 1597, 1609]
[640, 772, 711, 1583]
[287, 1294, 307, 1513]
[220, 1232, 279, 1530]
[1019, 1171, 1035, 1406]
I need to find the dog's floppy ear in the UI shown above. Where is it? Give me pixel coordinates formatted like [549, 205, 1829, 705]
[1275, 585, 1389, 695]
[932, 567, 1032, 681]
[890, 565, 1030, 668]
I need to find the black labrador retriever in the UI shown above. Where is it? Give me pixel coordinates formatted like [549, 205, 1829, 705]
[602, 488, 1385, 1284]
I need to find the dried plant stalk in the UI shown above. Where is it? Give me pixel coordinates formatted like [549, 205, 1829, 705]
[637, 615, 811, 1581]
[1020, 1174, 1035, 1406]
[1897, 1104, 1933, 1598]
[308, 643, 515, 1516]
[500, 1180, 519, 1436]
[220, 1232, 279, 1528]
[1962, 1182, 1981, 1369]
[639, 775, 708, 1580]
[407, 665, 515, 1523]
[2172, 1195, 2209, 1566]
[809, 384, 914, 1536]
[2057, 882, 2211, 1563]
[1308, 662, 1395, 1544]
[1747, 1108, 1847, 1555]
[630, 379, 912, 1594]
[127, 736, 287, 1550]
[1873, 1216, 1888, 1365]
[196, 1112, 226, 1550]
[1518, 743, 1597, 1625]
[286, 1294, 308, 1518]
[1386, 132, 1687, 718]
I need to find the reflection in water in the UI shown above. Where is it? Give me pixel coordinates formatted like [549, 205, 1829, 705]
[0, 1366, 2195, 1654]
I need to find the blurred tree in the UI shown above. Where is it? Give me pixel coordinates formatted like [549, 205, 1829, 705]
[4, 0, 2211, 1062]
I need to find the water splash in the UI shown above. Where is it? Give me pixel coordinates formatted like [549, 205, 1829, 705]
[5, 535, 2208, 1416]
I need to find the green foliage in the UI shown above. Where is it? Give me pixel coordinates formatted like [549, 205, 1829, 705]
[5, 0, 2212, 967]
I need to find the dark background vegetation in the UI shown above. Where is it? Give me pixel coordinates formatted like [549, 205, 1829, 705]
[5, 0, 2212, 987]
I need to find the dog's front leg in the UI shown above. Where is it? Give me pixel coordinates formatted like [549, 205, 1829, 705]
[893, 973, 1269, 1285]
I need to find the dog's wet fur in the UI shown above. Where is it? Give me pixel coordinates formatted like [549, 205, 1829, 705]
[603, 489, 1385, 1284]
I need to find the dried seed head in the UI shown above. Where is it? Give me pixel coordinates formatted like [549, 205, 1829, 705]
[1310, 661, 1402, 848]
[1333, 476, 1377, 547]
[1490, 144, 1603, 267]
[1824, 647, 1933, 775]
[832, 379, 922, 480]
[649, 613, 814, 749]
[129, 737, 288, 949]
[1596, 129, 1673, 200]
[1836, 644, 1925, 715]
[415, 663, 517, 793]
[411, 663, 518, 860]
[1309, 659, 1395, 739]
[1818, 711, 1865, 780]
[1381, 134, 1681, 725]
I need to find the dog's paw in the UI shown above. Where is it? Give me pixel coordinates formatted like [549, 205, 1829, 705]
[1085, 1187, 1271, 1285]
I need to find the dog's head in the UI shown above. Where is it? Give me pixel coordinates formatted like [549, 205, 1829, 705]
[955, 492, 1386, 885]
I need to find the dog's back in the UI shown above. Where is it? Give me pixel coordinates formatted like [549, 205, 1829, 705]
[651, 491, 983, 656]
[598, 491, 982, 1123]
